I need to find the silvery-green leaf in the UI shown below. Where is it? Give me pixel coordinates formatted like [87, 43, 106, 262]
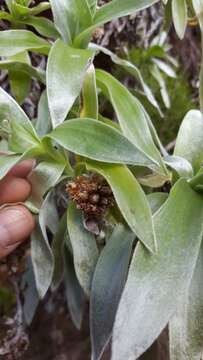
[64, 245, 85, 330]
[67, 202, 99, 295]
[0, 30, 50, 56]
[172, 0, 187, 39]
[174, 110, 203, 173]
[112, 179, 203, 360]
[47, 40, 94, 127]
[90, 224, 135, 360]
[31, 192, 58, 298]
[170, 242, 203, 360]
[96, 69, 167, 175]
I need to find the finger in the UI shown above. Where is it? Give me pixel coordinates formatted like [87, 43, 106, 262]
[0, 176, 31, 205]
[0, 205, 35, 258]
[8, 159, 36, 178]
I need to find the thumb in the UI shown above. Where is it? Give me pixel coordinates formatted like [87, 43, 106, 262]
[0, 205, 35, 259]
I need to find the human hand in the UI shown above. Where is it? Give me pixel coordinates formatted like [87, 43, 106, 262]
[0, 160, 35, 259]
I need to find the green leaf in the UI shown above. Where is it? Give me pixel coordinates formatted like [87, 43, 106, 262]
[9, 51, 31, 105]
[81, 64, 98, 119]
[169, 243, 203, 360]
[31, 192, 58, 298]
[22, 257, 39, 326]
[164, 155, 193, 178]
[112, 179, 203, 360]
[52, 213, 67, 290]
[147, 192, 168, 214]
[67, 202, 99, 295]
[74, 0, 159, 46]
[94, 0, 158, 24]
[0, 86, 41, 153]
[90, 44, 163, 115]
[0, 60, 45, 84]
[86, 160, 156, 253]
[90, 224, 134, 360]
[0, 30, 50, 56]
[74, 0, 93, 32]
[27, 160, 66, 209]
[47, 40, 94, 127]
[23, 16, 59, 39]
[172, 0, 187, 39]
[48, 118, 155, 167]
[150, 64, 170, 109]
[192, 0, 203, 31]
[10, 1, 50, 18]
[96, 69, 167, 175]
[152, 58, 177, 78]
[64, 245, 85, 330]
[87, 0, 97, 15]
[49, 0, 77, 43]
[36, 91, 52, 137]
[174, 110, 203, 173]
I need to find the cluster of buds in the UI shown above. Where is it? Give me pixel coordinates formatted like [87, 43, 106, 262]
[66, 174, 114, 217]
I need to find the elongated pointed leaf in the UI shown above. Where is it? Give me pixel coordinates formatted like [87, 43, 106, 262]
[23, 16, 59, 39]
[86, 160, 156, 253]
[112, 179, 203, 360]
[36, 91, 52, 136]
[164, 155, 193, 178]
[90, 224, 134, 360]
[0, 60, 45, 84]
[74, 0, 158, 46]
[27, 160, 66, 209]
[96, 70, 166, 175]
[31, 192, 58, 298]
[147, 192, 168, 214]
[192, 0, 203, 31]
[64, 245, 85, 330]
[48, 118, 155, 167]
[47, 40, 94, 127]
[174, 110, 203, 173]
[0, 30, 50, 56]
[90, 44, 162, 115]
[52, 213, 67, 290]
[9, 51, 31, 105]
[172, 0, 187, 39]
[0, 86, 39, 142]
[170, 243, 203, 360]
[22, 257, 39, 326]
[81, 64, 98, 119]
[67, 202, 99, 295]
[49, 0, 77, 43]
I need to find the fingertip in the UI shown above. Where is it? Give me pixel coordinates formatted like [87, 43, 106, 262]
[0, 205, 35, 258]
[0, 177, 32, 205]
[9, 159, 36, 178]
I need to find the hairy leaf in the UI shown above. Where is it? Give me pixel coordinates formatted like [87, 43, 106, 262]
[174, 110, 203, 173]
[47, 40, 94, 127]
[112, 179, 203, 360]
[90, 224, 134, 360]
[48, 118, 155, 167]
[170, 243, 203, 360]
[67, 202, 99, 295]
[96, 70, 167, 175]
[0, 30, 50, 56]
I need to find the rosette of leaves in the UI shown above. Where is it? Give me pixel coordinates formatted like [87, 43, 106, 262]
[1, 1, 203, 359]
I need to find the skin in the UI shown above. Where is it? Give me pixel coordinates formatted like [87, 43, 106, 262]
[0, 160, 35, 259]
